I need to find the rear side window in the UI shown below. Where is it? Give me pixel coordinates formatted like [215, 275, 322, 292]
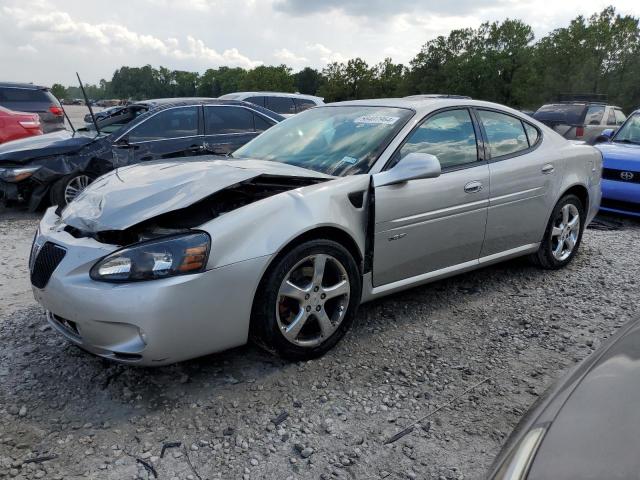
[294, 98, 317, 113]
[523, 122, 539, 146]
[205, 106, 254, 134]
[606, 109, 616, 126]
[399, 109, 478, 169]
[585, 105, 605, 125]
[245, 96, 265, 107]
[615, 109, 627, 125]
[478, 110, 529, 157]
[0, 87, 53, 103]
[267, 96, 296, 115]
[128, 107, 198, 142]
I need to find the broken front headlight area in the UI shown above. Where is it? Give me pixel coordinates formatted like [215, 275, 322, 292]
[0, 166, 40, 183]
[90, 232, 210, 283]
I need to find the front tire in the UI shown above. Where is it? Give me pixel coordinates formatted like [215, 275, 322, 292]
[530, 194, 584, 269]
[49, 173, 94, 207]
[251, 239, 361, 360]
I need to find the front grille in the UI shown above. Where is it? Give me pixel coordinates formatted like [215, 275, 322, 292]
[30, 242, 66, 289]
[602, 168, 640, 184]
[601, 198, 640, 214]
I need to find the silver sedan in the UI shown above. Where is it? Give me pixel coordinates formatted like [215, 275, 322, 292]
[30, 98, 602, 365]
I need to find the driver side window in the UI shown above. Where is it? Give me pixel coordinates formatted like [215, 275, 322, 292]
[128, 107, 198, 142]
[398, 109, 479, 169]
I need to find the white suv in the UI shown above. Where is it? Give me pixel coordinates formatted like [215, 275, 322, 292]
[218, 92, 324, 117]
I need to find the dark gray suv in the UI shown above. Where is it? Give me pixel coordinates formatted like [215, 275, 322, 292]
[0, 82, 65, 133]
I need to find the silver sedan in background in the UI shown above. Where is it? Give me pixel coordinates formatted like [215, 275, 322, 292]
[29, 98, 602, 365]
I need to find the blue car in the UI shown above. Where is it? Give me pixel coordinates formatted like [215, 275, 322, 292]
[595, 110, 640, 217]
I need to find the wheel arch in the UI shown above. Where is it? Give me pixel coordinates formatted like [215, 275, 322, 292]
[560, 183, 590, 217]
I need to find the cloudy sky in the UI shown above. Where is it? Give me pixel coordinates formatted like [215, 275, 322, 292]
[1, 0, 639, 86]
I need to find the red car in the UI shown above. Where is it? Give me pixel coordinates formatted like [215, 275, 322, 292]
[0, 106, 43, 144]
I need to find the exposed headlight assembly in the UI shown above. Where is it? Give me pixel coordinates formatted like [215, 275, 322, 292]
[90, 232, 210, 283]
[0, 166, 40, 183]
[491, 425, 547, 480]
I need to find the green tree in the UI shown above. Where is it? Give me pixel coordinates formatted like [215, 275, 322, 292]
[240, 65, 295, 92]
[294, 67, 323, 95]
[50, 83, 67, 100]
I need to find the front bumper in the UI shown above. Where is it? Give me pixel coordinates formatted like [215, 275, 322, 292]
[31, 208, 271, 366]
[600, 178, 640, 217]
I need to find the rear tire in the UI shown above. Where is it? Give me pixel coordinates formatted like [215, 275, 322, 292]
[50, 173, 94, 207]
[530, 194, 584, 269]
[251, 239, 361, 360]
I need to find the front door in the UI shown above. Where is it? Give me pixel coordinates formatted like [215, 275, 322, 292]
[113, 105, 204, 164]
[373, 108, 489, 287]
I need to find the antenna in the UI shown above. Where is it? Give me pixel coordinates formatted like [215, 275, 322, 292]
[76, 72, 100, 134]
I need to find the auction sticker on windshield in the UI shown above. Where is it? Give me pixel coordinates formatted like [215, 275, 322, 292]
[354, 115, 400, 125]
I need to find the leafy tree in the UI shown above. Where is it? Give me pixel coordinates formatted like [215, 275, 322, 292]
[294, 67, 323, 95]
[240, 65, 295, 92]
[50, 83, 67, 100]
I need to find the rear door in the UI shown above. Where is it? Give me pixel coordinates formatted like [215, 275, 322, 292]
[114, 105, 204, 164]
[478, 109, 553, 256]
[373, 108, 489, 286]
[266, 96, 297, 116]
[203, 105, 274, 154]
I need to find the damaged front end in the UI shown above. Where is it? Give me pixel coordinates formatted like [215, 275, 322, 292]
[62, 174, 328, 247]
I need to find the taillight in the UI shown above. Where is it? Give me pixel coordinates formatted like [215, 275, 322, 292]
[49, 106, 63, 117]
[575, 126, 584, 137]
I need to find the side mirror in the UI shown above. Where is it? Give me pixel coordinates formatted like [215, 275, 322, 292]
[373, 152, 441, 188]
[113, 137, 131, 148]
[594, 128, 615, 144]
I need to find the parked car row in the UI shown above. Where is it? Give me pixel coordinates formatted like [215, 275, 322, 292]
[0, 98, 283, 208]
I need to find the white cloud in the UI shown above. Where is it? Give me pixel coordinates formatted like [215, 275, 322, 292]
[17, 44, 38, 54]
[306, 43, 348, 64]
[273, 48, 308, 67]
[2, 5, 262, 69]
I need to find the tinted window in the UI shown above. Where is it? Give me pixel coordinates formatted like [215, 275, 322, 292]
[254, 114, 273, 132]
[523, 122, 539, 146]
[128, 107, 198, 142]
[478, 110, 529, 157]
[606, 109, 616, 126]
[399, 109, 478, 169]
[245, 96, 265, 107]
[0, 87, 53, 103]
[534, 104, 585, 125]
[585, 105, 605, 125]
[615, 109, 627, 125]
[205, 106, 254, 135]
[267, 96, 296, 115]
[295, 98, 317, 113]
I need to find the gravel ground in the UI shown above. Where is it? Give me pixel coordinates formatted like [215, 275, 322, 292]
[0, 209, 639, 480]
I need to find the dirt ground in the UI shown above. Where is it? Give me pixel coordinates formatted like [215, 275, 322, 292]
[0, 208, 639, 480]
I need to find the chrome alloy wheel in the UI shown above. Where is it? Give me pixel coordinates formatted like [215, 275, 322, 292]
[551, 204, 580, 261]
[276, 254, 350, 347]
[64, 175, 92, 205]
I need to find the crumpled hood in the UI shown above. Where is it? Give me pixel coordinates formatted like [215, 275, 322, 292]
[61, 156, 333, 232]
[0, 130, 98, 164]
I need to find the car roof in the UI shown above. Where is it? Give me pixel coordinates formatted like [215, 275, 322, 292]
[0, 82, 49, 90]
[220, 92, 324, 101]
[326, 97, 529, 117]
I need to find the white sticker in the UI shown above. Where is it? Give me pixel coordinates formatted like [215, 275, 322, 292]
[340, 156, 357, 165]
[354, 115, 399, 125]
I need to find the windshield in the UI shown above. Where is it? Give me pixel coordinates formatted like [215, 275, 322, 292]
[233, 106, 414, 176]
[613, 113, 640, 144]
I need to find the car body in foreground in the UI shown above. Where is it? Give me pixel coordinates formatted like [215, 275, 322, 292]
[594, 110, 640, 216]
[30, 98, 601, 366]
[0, 98, 283, 209]
[0, 82, 65, 133]
[488, 316, 640, 480]
[534, 101, 625, 144]
[0, 106, 42, 144]
[218, 92, 324, 116]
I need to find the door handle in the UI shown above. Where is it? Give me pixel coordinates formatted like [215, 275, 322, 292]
[542, 164, 555, 174]
[464, 181, 483, 194]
